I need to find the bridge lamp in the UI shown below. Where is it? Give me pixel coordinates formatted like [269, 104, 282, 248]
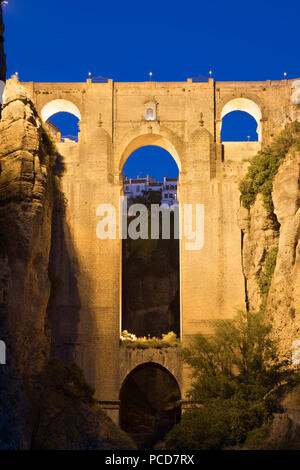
[1, 1, 8, 6]
[88, 71, 91, 77]
[209, 70, 212, 77]
[149, 71, 153, 81]
[284, 72, 287, 79]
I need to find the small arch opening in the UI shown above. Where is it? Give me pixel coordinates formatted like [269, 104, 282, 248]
[119, 362, 181, 449]
[46, 112, 80, 142]
[221, 110, 259, 142]
[220, 97, 262, 142]
[41, 99, 81, 142]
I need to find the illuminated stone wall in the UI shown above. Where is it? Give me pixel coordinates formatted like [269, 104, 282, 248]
[20, 76, 299, 421]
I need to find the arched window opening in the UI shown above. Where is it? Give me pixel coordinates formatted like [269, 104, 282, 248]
[46, 112, 80, 142]
[220, 98, 262, 142]
[221, 110, 259, 142]
[41, 99, 81, 142]
[122, 145, 180, 339]
[120, 363, 181, 449]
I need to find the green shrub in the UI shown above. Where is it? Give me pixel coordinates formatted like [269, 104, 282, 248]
[165, 309, 290, 450]
[239, 122, 300, 219]
[241, 424, 270, 449]
[120, 331, 180, 349]
[166, 405, 229, 450]
[258, 247, 278, 295]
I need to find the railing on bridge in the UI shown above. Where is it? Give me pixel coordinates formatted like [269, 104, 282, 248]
[191, 74, 210, 83]
[61, 135, 78, 143]
[91, 75, 109, 83]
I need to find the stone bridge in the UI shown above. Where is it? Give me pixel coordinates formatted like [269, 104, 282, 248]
[19, 76, 299, 422]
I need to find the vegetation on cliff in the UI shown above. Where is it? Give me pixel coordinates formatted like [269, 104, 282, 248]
[120, 330, 180, 349]
[165, 309, 297, 450]
[258, 247, 278, 296]
[239, 122, 300, 220]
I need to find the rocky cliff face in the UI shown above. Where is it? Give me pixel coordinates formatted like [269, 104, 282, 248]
[0, 78, 54, 448]
[266, 153, 300, 360]
[0, 79, 136, 450]
[239, 149, 300, 362]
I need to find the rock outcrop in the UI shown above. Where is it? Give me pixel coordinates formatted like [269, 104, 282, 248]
[0, 78, 54, 448]
[239, 149, 300, 362]
[239, 195, 279, 313]
[244, 384, 300, 450]
[0, 78, 136, 450]
[266, 153, 300, 361]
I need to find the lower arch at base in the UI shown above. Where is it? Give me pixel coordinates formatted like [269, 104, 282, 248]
[119, 361, 181, 449]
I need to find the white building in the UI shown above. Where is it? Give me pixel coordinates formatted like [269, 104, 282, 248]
[161, 176, 178, 205]
[123, 174, 178, 206]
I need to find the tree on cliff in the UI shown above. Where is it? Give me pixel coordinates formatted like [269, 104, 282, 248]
[239, 121, 300, 220]
[165, 310, 292, 450]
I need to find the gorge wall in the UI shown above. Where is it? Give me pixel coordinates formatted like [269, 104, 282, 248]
[0, 78, 54, 448]
[239, 124, 300, 363]
[0, 78, 135, 450]
[269, 153, 300, 360]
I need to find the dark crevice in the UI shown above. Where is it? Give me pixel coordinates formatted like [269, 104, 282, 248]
[241, 229, 249, 312]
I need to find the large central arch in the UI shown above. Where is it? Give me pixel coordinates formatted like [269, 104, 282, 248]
[118, 129, 182, 174]
[120, 133, 181, 339]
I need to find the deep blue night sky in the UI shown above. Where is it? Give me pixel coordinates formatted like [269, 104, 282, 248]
[2, 0, 299, 180]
